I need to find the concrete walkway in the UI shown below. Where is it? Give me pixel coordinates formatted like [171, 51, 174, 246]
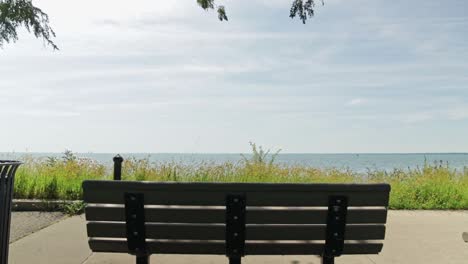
[8, 211, 468, 264]
[9, 215, 92, 264]
[10, 212, 65, 243]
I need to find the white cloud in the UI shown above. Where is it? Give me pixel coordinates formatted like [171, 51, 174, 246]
[402, 112, 435, 124]
[446, 107, 468, 120]
[347, 98, 367, 106]
[1, 109, 81, 118]
[1, 0, 468, 153]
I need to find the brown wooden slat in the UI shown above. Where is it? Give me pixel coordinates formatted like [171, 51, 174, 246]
[83, 181, 391, 192]
[89, 239, 383, 255]
[87, 222, 386, 240]
[247, 225, 385, 240]
[85, 206, 388, 224]
[82, 181, 390, 206]
[245, 242, 383, 255]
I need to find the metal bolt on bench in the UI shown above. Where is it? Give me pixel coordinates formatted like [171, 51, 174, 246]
[1, 160, 22, 264]
[82, 155, 390, 264]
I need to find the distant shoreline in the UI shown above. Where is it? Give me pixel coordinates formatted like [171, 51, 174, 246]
[2, 152, 468, 155]
[2, 152, 467, 173]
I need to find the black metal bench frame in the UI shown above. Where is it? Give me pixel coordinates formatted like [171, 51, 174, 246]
[121, 192, 349, 264]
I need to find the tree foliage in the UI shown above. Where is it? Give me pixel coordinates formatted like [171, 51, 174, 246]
[0, 0, 57, 49]
[0, 0, 322, 50]
[197, 0, 323, 23]
[289, 0, 323, 24]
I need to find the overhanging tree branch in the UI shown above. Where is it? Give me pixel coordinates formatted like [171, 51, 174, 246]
[197, 0, 323, 23]
[0, 0, 323, 50]
[0, 0, 58, 50]
[290, 0, 324, 24]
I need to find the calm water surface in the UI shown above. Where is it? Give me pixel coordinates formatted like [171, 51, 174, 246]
[1, 152, 468, 172]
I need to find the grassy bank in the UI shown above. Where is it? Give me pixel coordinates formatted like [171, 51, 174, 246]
[12, 149, 468, 210]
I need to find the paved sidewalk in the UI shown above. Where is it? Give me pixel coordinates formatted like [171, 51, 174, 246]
[8, 211, 468, 264]
[9, 215, 92, 264]
[10, 212, 65, 242]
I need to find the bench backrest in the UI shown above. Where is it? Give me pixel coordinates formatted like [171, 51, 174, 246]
[83, 181, 390, 256]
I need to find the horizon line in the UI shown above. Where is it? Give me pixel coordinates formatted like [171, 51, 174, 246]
[2, 151, 468, 155]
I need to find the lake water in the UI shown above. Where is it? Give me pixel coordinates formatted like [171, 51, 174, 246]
[1, 152, 468, 172]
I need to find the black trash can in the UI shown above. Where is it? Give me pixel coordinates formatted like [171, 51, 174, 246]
[0, 161, 22, 264]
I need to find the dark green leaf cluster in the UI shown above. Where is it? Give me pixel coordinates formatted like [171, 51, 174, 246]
[197, 0, 227, 21]
[197, 0, 215, 10]
[0, 0, 321, 50]
[217, 6, 227, 21]
[290, 0, 323, 24]
[0, 0, 57, 49]
[196, 0, 322, 23]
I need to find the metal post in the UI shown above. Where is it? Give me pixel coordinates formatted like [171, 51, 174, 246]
[322, 256, 335, 264]
[136, 255, 149, 264]
[322, 196, 348, 264]
[125, 193, 148, 264]
[226, 194, 246, 264]
[229, 257, 241, 264]
[113, 155, 124, 181]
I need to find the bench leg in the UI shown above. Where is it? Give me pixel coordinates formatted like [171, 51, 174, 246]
[229, 257, 241, 264]
[322, 256, 335, 264]
[136, 255, 150, 264]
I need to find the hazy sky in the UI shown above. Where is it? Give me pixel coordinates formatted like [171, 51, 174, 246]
[1, 0, 467, 153]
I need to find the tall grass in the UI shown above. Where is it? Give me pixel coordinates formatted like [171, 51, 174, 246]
[11, 149, 468, 209]
[14, 153, 107, 200]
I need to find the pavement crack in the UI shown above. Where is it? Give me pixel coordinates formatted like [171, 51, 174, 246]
[366, 256, 377, 264]
[81, 252, 94, 264]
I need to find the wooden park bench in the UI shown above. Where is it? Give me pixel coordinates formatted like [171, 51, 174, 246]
[83, 181, 390, 264]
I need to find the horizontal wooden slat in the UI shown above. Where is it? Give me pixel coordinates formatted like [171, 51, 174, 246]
[87, 222, 385, 240]
[89, 239, 383, 255]
[82, 181, 390, 206]
[85, 206, 388, 224]
[83, 181, 391, 192]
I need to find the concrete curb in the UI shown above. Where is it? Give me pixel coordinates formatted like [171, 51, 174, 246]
[12, 199, 82, 211]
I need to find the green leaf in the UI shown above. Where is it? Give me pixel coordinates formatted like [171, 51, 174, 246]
[217, 6, 228, 21]
[0, 0, 58, 50]
[197, 0, 215, 10]
[290, 0, 317, 24]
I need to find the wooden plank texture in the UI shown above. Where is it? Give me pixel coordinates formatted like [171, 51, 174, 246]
[85, 206, 388, 224]
[88, 239, 383, 255]
[87, 222, 386, 240]
[82, 181, 390, 206]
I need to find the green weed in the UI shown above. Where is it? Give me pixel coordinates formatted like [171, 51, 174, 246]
[11, 148, 468, 210]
